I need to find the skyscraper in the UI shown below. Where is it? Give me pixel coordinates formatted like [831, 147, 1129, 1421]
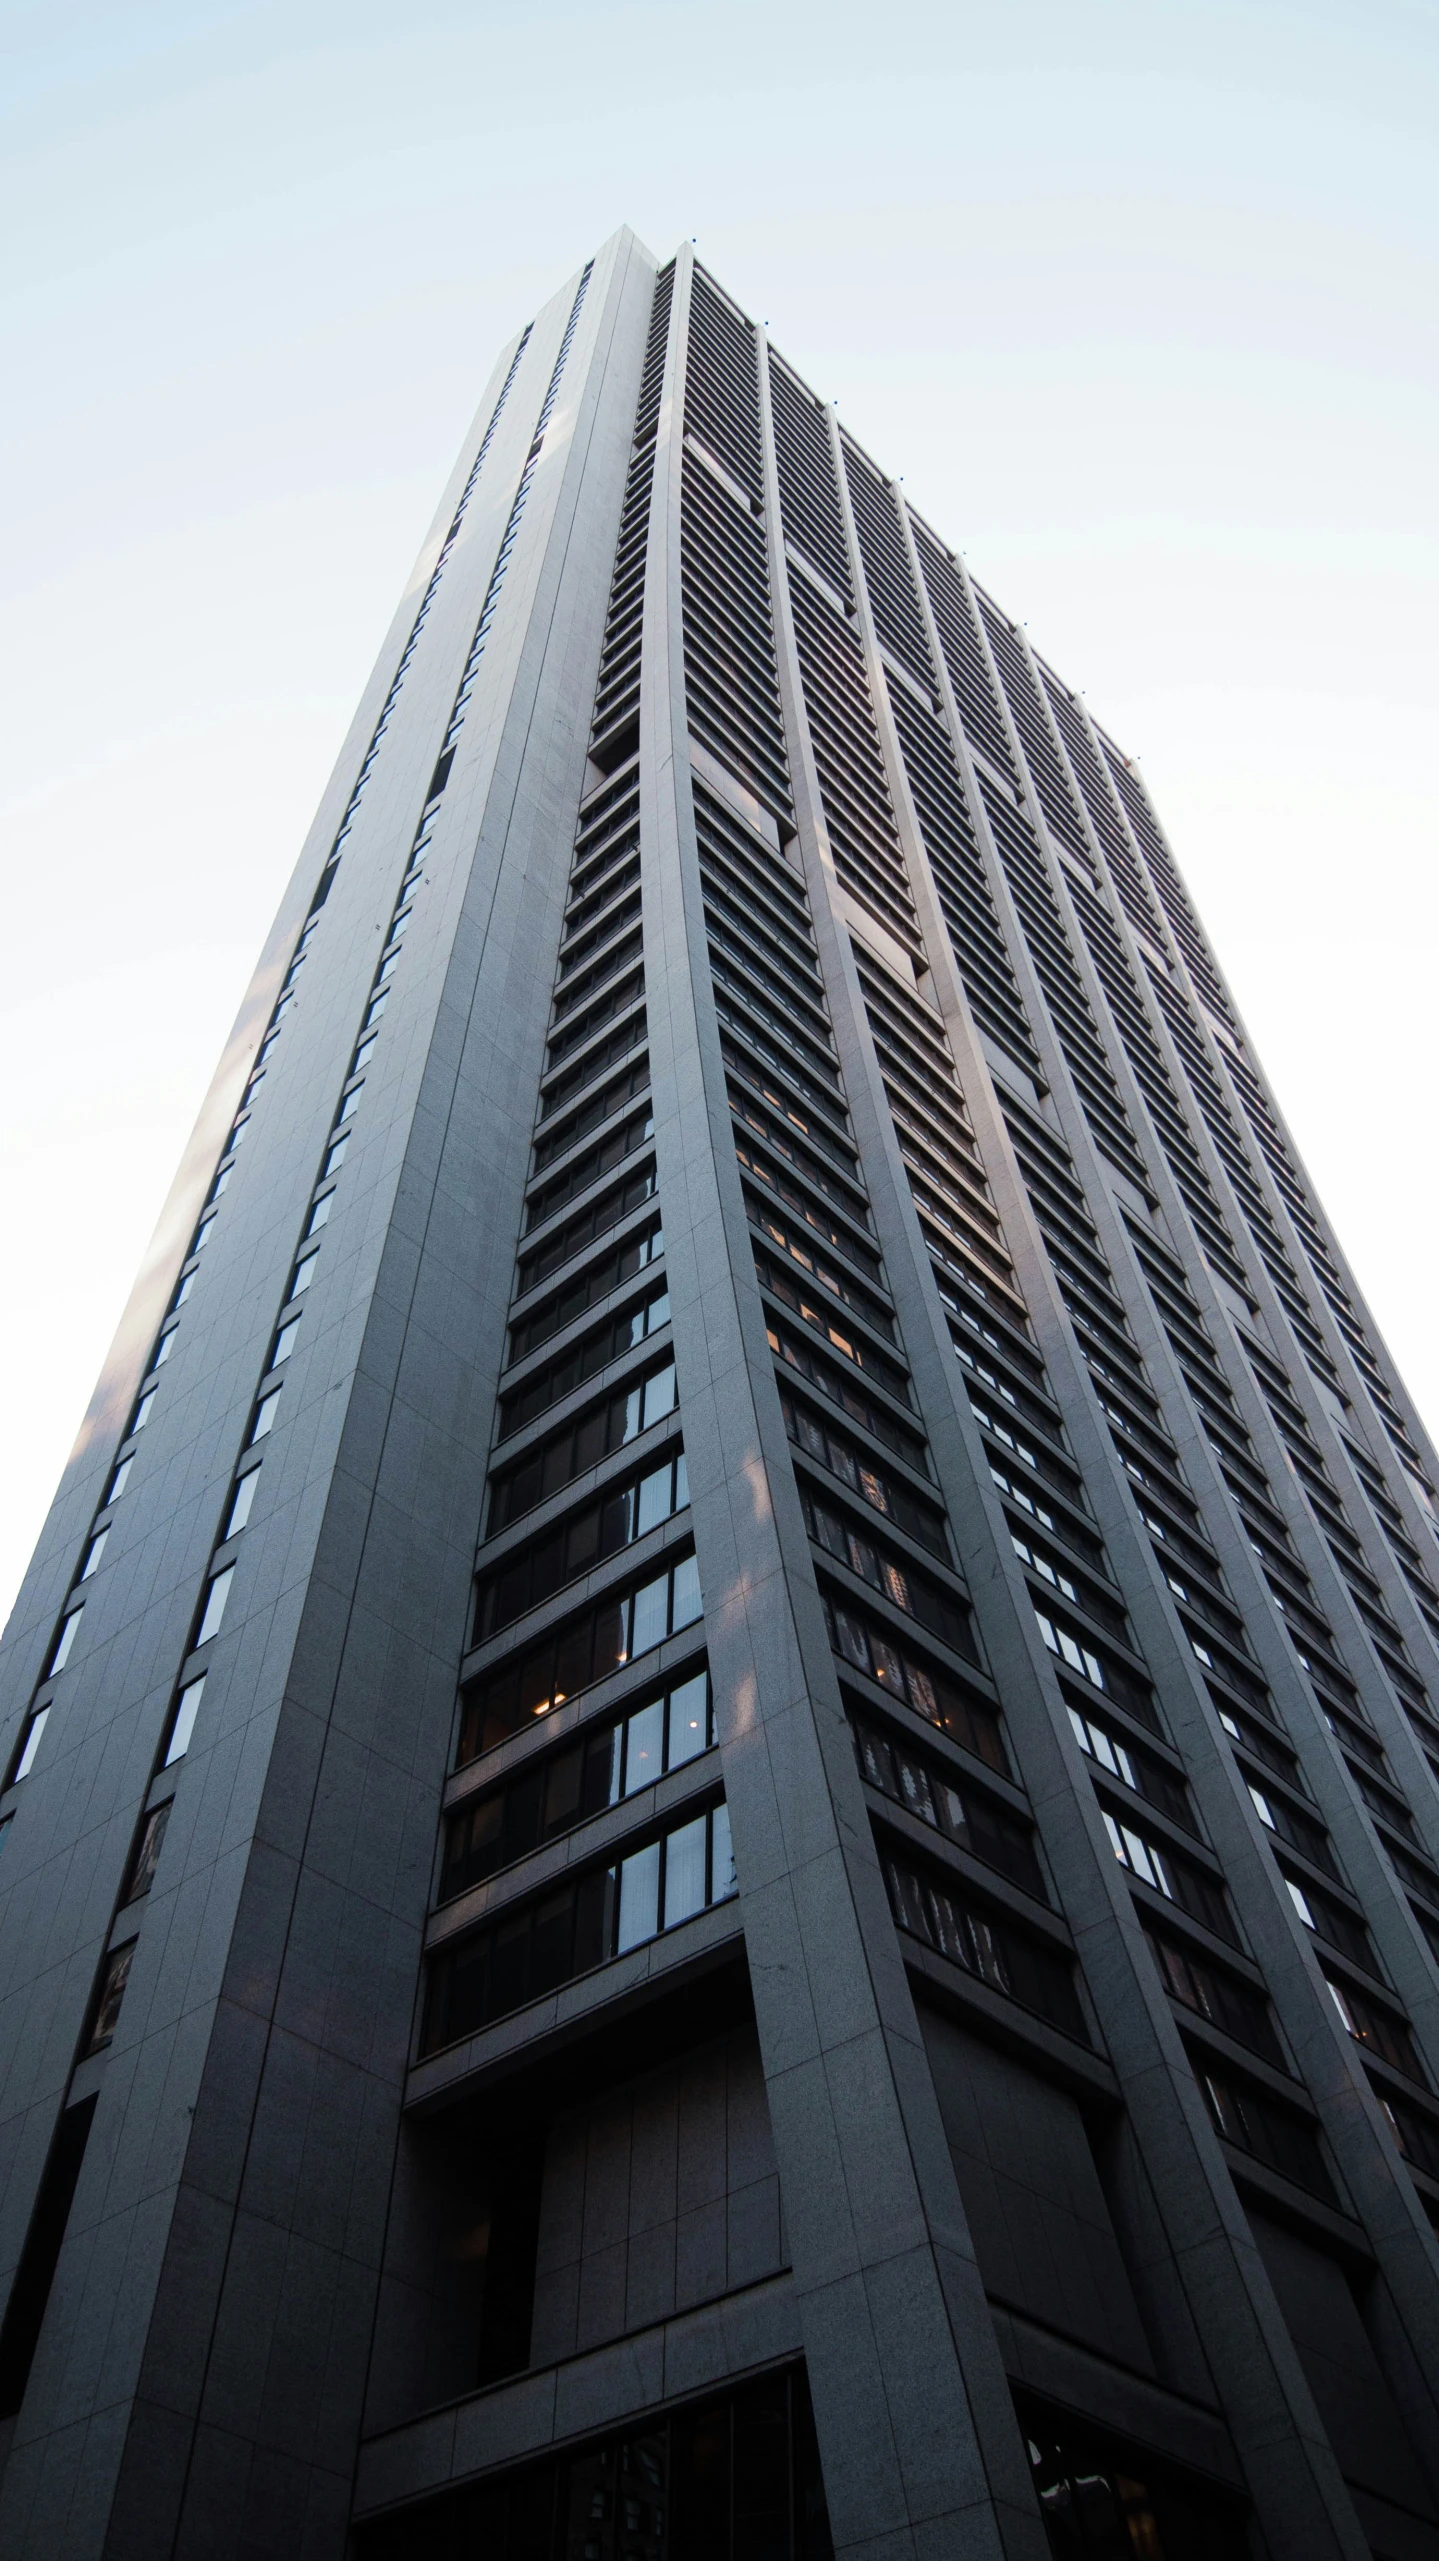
[2, 223, 1439, 2559]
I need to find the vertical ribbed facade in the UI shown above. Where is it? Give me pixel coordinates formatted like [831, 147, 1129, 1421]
[1, 231, 1438, 2560]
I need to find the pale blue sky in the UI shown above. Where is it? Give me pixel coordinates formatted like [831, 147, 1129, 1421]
[2, 0, 1437, 1617]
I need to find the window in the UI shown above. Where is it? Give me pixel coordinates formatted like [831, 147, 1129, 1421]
[1104, 1810, 1170, 1896]
[173, 1269, 196, 1309]
[363, 989, 388, 1031]
[1035, 1610, 1104, 1691]
[1249, 1784, 1277, 1832]
[500, 1286, 671, 1438]
[164, 1675, 206, 1766]
[324, 1134, 349, 1178]
[133, 1389, 156, 1432]
[193, 1211, 217, 1254]
[518, 1163, 659, 1295]
[509, 1224, 665, 1365]
[250, 1389, 281, 1443]
[480, 1451, 688, 1637]
[80, 1530, 108, 1581]
[1201, 2071, 1334, 2199]
[1070, 1707, 1135, 1790]
[108, 1457, 133, 1503]
[1106, 1811, 1236, 1941]
[1286, 1875, 1316, 1930]
[225, 1472, 259, 1537]
[337, 1081, 363, 1124]
[290, 1252, 319, 1297]
[458, 1551, 704, 1761]
[441, 1670, 713, 1899]
[423, 1801, 736, 2050]
[781, 1390, 946, 1554]
[488, 1364, 678, 1532]
[85, 1942, 137, 2055]
[767, 1322, 925, 1472]
[1145, 1927, 1283, 2063]
[884, 1854, 1083, 2036]
[153, 1327, 177, 1369]
[196, 1567, 235, 1647]
[12, 1707, 48, 1783]
[1012, 1534, 1075, 1601]
[123, 1801, 171, 1903]
[802, 1492, 970, 1651]
[354, 1033, 379, 1074]
[210, 1163, 234, 1201]
[271, 1318, 301, 1367]
[306, 1193, 333, 1237]
[855, 1720, 1043, 1896]
[823, 1593, 1002, 1771]
[49, 1605, 83, 1675]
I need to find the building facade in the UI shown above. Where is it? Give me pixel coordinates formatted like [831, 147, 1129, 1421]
[2, 229, 1439, 2559]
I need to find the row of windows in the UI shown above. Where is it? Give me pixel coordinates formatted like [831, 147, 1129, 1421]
[803, 1490, 969, 1656]
[755, 1249, 907, 1407]
[779, 1387, 945, 1555]
[883, 1854, 1083, 2040]
[460, 1547, 703, 1767]
[525, 1098, 652, 1230]
[326, 318, 533, 861]
[422, 1800, 736, 2052]
[442, 1667, 711, 1900]
[509, 1220, 664, 1366]
[479, 1448, 688, 1638]
[489, 1361, 676, 1532]
[823, 1592, 1002, 1773]
[500, 1282, 671, 1440]
[516, 1159, 657, 1295]
[49, 319, 603, 2102]
[66, 568, 463, 2055]
[854, 1719, 1043, 1899]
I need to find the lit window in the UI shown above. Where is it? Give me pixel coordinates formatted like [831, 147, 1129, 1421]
[196, 1567, 235, 1646]
[164, 1675, 206, 1765]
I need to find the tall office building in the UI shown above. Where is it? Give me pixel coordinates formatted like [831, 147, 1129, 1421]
[3, 229, 1439, 2561]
